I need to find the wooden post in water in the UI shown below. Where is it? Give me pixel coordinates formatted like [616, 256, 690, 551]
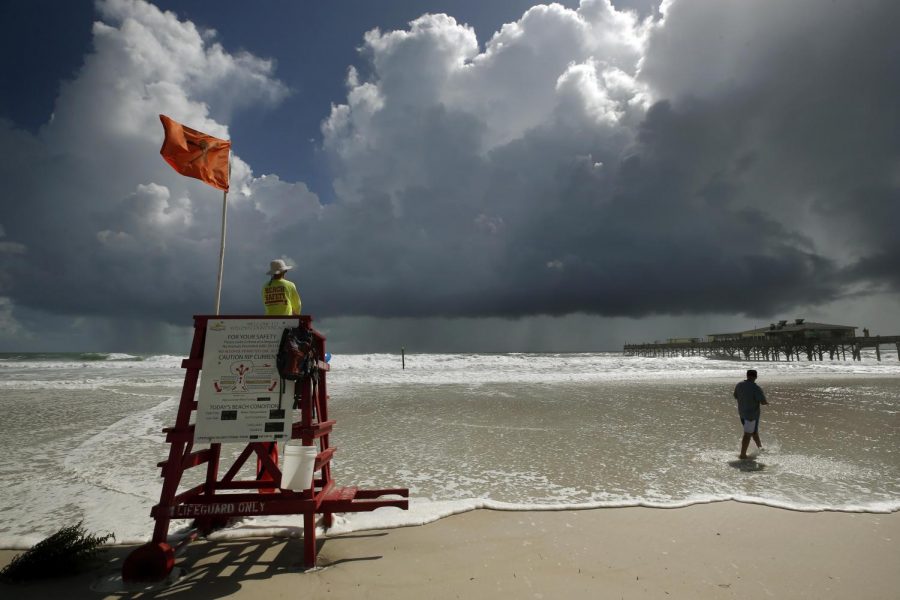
[401, 346, 405, 370]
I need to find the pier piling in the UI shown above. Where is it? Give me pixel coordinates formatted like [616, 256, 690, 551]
[624, 334, 900, 362]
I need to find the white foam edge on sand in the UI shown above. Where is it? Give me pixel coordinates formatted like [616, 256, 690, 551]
[198, 494, 900, 544]
[2, 494, 898, 551]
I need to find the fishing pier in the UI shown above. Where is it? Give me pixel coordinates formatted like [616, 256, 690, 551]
[624, 319, 900, 362]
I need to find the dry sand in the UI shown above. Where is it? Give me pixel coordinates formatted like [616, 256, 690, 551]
[2, 501, 898, 599]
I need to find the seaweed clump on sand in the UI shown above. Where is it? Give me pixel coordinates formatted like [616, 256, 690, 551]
[0, 521, 115, 583]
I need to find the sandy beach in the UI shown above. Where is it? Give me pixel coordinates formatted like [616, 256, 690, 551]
[2, 501, 898, 599]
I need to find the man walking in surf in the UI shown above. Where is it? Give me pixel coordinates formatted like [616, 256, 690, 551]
[733, 369, 768, 459]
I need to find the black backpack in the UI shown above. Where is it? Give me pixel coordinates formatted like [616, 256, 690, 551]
[276, 326, 316, 380]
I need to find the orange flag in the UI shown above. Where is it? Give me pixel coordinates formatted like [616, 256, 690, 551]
[159, 114, 231, 192]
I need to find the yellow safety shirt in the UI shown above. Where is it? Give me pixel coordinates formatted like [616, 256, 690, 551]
[262, 278, 301, 316]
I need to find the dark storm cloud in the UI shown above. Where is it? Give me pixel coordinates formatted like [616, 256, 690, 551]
[0, 0, 898, 348]
[309, 98, 841, 319]
[311, 0, 898, 318]
[639, 0, 900, 281]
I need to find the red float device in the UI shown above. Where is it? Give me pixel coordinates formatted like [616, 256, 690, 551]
[122, 315, 408, 582]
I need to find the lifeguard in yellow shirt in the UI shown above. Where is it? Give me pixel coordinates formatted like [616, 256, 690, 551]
[262, 259, 301, 316]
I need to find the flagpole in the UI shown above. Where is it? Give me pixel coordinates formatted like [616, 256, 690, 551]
[214, 156, 231, 316]
[214, 188, 227, 315]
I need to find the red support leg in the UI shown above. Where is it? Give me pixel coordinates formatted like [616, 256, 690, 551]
[122, 542, 175, 582]
[303, 511, 317, 569]
[256, 442, 279, 493]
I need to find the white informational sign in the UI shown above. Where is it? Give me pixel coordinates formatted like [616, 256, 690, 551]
[196, 317, 298, 444]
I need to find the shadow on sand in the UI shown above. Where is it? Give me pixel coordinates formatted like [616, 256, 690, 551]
[2, 532, 388, 600]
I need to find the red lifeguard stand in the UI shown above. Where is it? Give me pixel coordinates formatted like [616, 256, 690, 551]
[122, 315, 408, 581]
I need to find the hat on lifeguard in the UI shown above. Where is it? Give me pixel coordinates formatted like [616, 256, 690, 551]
[267, 259, 293, 275]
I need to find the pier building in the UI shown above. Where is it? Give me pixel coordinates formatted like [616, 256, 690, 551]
[625, 318, 899, 362]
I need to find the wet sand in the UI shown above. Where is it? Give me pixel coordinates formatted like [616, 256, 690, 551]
[2, 501, 898, 599]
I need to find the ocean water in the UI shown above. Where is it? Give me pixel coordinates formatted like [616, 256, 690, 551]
[0, 349, 898, 548]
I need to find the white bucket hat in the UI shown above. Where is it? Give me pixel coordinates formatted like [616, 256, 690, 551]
[266, 259, 293, 275]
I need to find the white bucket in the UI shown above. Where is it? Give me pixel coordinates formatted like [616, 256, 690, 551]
[280, 441, 318, 491]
